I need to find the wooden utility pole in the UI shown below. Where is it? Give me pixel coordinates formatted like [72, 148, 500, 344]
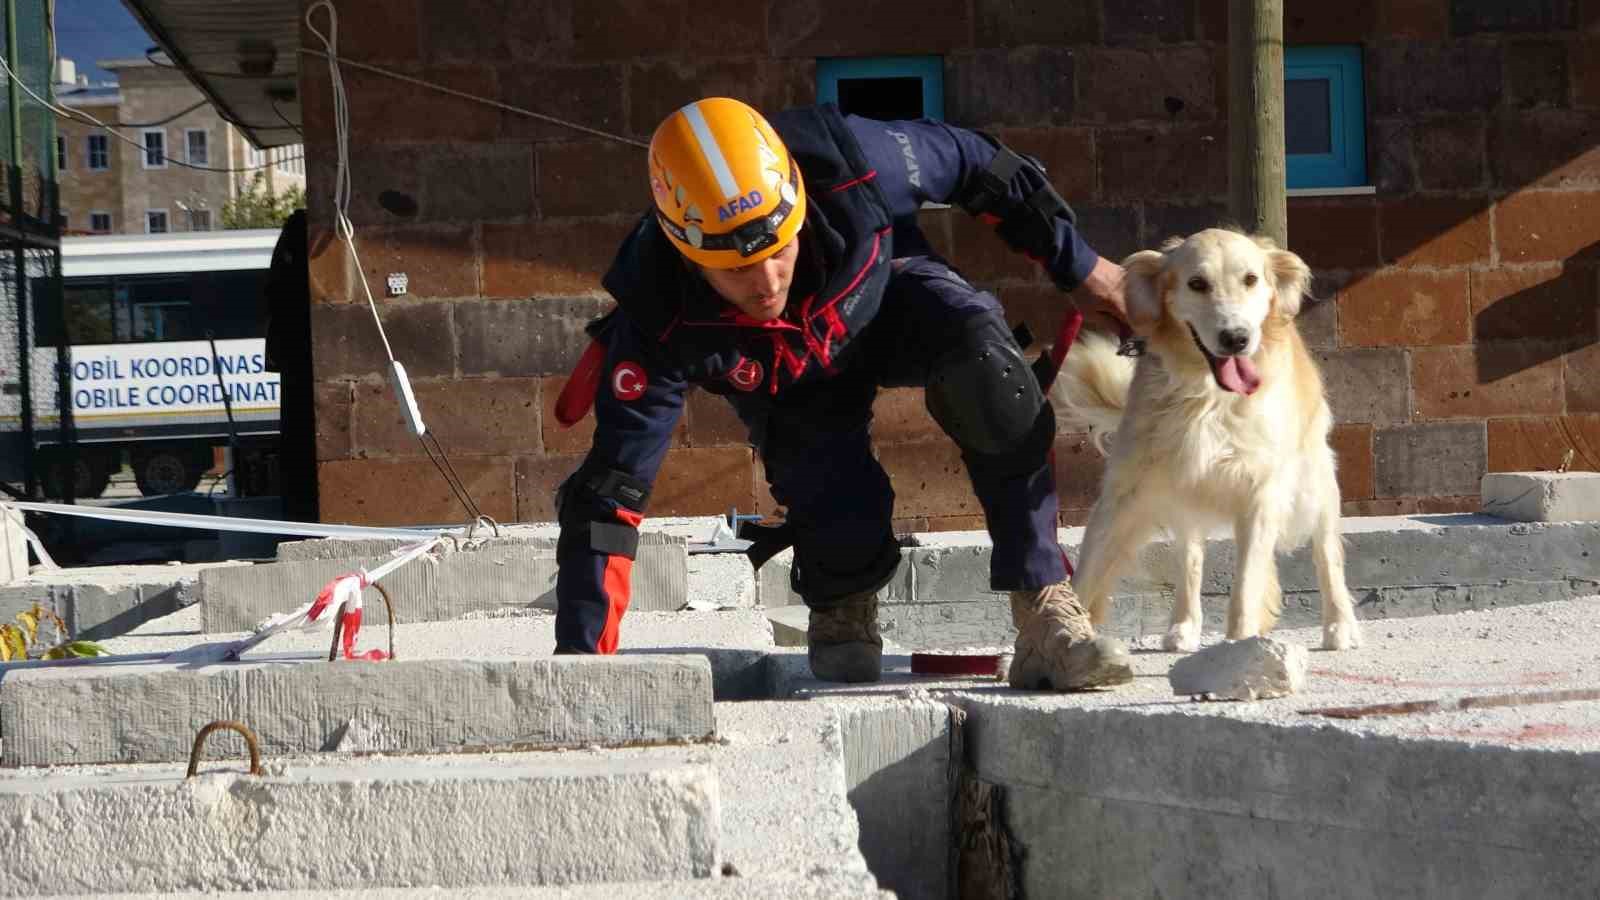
[1228, 0, 1287, 246]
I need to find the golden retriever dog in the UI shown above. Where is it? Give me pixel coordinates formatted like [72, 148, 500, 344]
[1051, 228, 1362, 652]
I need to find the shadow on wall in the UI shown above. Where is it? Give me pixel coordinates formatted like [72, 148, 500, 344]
[1471, 239, 1599, 383]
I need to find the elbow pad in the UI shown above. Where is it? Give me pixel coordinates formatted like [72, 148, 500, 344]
[953, 135, 1076, 261]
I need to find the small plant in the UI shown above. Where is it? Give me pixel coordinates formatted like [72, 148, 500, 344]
[0, 604, 108, 661]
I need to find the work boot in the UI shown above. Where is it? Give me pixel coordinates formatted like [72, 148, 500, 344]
[1008, 581, 1133, 691]
[807, 591, 883, 683]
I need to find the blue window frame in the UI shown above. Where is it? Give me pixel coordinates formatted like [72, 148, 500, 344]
[1285, 46, 1367, 189]
[817, 56, 944, 122]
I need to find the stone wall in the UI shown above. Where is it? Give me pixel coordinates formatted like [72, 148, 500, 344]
[299, 0, 1600, 528]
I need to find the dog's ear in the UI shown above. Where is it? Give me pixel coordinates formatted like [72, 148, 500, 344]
[1120, 249, 1166, 329]
[1265, 247, 1311, 318]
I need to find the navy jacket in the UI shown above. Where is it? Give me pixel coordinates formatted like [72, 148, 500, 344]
[552, 103, 1100, 653]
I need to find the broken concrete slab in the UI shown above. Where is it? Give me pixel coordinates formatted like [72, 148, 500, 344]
[0, 560, 249, 641]
[2, 757, 720, 895]
[1167, 636, 1307, 700]
[1482, 471, 1600, 522]
[203, 534, 686, 634]
[1, 504, 25, 585]
[0, 655, 716, 767]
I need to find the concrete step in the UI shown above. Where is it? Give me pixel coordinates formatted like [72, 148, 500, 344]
[204, 531, 687, 633]
[2, 756, 720, 895]
[1, 655, 716, 767]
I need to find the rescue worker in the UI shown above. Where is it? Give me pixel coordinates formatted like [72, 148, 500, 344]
[553, 97, 1135, 691]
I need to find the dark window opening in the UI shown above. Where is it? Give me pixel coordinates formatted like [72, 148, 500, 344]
[1285, 78, 1333, 155]
[836, 76, 926, 122]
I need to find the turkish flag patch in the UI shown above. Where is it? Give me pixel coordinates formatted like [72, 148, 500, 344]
[611, 361, 647, 401]
[727, 356, 763, 392]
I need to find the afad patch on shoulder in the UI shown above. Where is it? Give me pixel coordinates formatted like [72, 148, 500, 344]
[727, 356, 763, 392]
[611, 361, 647, 401]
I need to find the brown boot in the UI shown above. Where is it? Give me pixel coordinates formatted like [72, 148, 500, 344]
[807, 591, 883, 683]
[1008, 581, 1133, 691]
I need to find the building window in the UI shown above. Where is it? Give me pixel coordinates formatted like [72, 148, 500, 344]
[185, 129, 209, 166]
[1285, 46, 1367, 190]
[87, 134, 109, 170]
[89, 211, 112, 233]
[817, 56, 945, 122]
[145, 210, 169, 234]
[187, 209, 212, 231]
[141, 129, 167, 169]
[55, 136, 66, 171]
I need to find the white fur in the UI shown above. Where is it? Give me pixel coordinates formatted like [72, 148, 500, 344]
[1052, 229, 1362, 652]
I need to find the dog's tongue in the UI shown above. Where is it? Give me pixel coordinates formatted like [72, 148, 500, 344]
[1215, 354, 1261, 395]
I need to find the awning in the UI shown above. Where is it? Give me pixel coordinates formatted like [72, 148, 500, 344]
[116, 0, 303, 150]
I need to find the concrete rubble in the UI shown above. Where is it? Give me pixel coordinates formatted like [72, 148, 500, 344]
[2, 510, 1600, 898]
[1167, 635, 1308, 700]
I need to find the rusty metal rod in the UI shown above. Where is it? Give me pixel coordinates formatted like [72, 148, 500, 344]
[186, 720, 262, 778]
[327, 581, 397, 661]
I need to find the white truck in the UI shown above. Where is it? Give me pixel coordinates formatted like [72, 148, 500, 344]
[1, 229, 283, 499]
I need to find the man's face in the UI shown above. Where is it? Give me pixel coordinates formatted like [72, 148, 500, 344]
[698, 236, 800, 322]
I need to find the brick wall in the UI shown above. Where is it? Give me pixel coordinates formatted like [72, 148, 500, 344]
[300, 0, 1600, 529]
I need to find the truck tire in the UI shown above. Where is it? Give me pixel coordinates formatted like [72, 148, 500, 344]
[134, 448, 206, 497]
[40, 451, 112, 500]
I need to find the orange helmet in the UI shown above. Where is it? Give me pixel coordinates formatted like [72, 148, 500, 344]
[647, 97, 806, 269]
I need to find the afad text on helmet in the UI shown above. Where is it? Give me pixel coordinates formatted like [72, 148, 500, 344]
[718, 189, 765, 222]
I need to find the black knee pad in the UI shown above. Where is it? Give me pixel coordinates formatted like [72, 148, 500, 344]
[925, 312, 1047, 458]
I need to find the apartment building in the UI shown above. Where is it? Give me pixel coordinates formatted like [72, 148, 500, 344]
[54, 57, 304, 236]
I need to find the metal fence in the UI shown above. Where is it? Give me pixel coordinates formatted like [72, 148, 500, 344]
[0, 0, 67, 501]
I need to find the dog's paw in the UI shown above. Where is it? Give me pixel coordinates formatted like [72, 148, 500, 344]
[1162, 622, 1201, 653]
[1322, 620, 1363, 651]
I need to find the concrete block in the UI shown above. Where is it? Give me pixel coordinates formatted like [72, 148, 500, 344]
[0, 655, 716, 767]
[1483, 471, 1600, 522]
[1, 504, 25, 585]
[1167, 636, 1307, 700]
[0, 562, 246, 641]
[887, 519, 1600, 647]
[767, 605, 807, 647]
[840, 699, 957, 900]
[205, 532, 687, 633]
[962, 699, 1600, 899]
[1, 758, 719, 895]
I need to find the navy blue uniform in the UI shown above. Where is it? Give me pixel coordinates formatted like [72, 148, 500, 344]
[553, 104, 1102, 654]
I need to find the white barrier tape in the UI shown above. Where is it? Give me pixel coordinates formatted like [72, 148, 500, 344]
[2, 500, 460, 542]
[20, 523, 58, 571]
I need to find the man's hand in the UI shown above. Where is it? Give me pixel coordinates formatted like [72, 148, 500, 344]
[1072, 256, 1138, 333]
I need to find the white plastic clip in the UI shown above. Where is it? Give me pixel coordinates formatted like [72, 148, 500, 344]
[389, 360, 426, 438]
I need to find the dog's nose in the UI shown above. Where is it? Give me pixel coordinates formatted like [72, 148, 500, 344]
[1217, 328, 1250, 355]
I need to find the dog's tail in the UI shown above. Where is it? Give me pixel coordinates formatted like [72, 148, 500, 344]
[1048, 329, 1136, 454]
